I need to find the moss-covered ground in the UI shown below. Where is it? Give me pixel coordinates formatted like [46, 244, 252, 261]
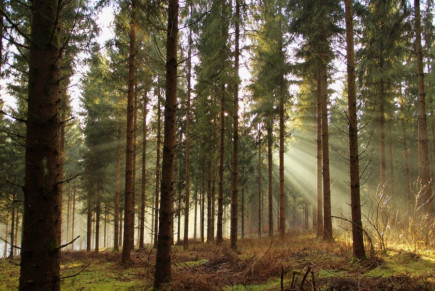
[1, 232, 434, 290]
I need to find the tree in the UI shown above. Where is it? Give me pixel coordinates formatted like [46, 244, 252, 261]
[344, 0, 366, 260]
[154, 0, 179, 287]
[19, 0, 63, 288]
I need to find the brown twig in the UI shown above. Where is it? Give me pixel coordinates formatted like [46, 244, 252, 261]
[60, 262, 91, 280]
[57, 236, 80, 250]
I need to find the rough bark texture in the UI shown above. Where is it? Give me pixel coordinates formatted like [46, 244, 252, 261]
[415, 0, 432, 212]
[122, 0, 137, 265]
[19, 0, 63, 288]
[344, 0, 366, 259]
[154, 0, 178, 287]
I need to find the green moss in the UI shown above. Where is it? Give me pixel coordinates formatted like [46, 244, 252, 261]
[0, 259, 20, 290]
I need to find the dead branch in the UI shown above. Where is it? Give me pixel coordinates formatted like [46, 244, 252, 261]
[0, 236, 21, 249]
[57, 236, 80, 250]
[60, 262, 91, 280]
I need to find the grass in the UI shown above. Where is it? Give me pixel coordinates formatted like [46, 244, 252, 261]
[1, 232, 434, 290]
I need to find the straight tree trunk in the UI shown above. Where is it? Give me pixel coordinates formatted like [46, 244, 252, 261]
[320, 58, 333, 241]
[139, 93, 148, 250]
[122, 0, 137, 265]
[104, 203, 108, 248]
[267, 125, 273, 237]
[258, 138, 262, 238]
[87, 153, 93, 252]
[217, 85, 225, 244]
[207, 161, 212, 242]
[66, 186, 71, 246]
[114, 123, 121, 251]
[177, 162, 182, 243]
[183, 16, 193, 249]
[14, 211, 19, 257]
[72, 184, 76, 250]
[241, 164, 245, 239]
[4, 214, 8, 257]
[119, 209, 123, 247]
[201, 161, 205, 243]
[9, 196, 15, 259]
[194, 187, 198, 240]
[316, 73, 323, 237]
[154, 1, 178, 287]
[95, 183, 101, 253]
[154, 95, 161, 248]
[388, 122, 395, 197]
[19, 0, 63, 288]
[344, 0, 366, 259]
[230, 0, 240, 251]
[415, 0, 432, 213]
[379, 82, 386, 189]
[279, 78, 285, 239]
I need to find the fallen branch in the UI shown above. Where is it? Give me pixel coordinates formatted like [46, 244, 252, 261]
[60, 262, 91, 280]
[0, 236, 21, 249]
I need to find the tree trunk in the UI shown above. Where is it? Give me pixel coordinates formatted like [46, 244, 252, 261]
[95, 183, 101, 253]
[201, 161, 205, 243]
[207, 161, 212, 242]
[379, 82, 386, 189]
[344, 0, 366, 259]
[4, 214, 8, 257]
[230, 0, 240, 250]
[177, 162, 182, 243]
[139, 93, 148, 250]
[267, 125, 273, 237]
[72, 184, 76, 250]
[154, 0, 178, 287]
[388, 122, 395, 197]
[241, 164, 245, 239]
[119, 209, 123, 247]
[279, 79, 285, 239]
[104, 203, 108, 248]
[114, 123, 121, 251]
[66, 186, 71, 246]
[154, 94, 161, 248]
[9, 195, 15, 259]
[320, 58, 333, 241]
[316, 73, 323, 237]
[87, 153, 93, 252]
[415, 0, 432, 213]
[19, 0, 63, 288]
[194, 186, 198, 240]
[217, 84, 225, 244]
[122, 0, 137, 265]
[14, 211, 19, 257]
[184, 14, 193, 249]
[258, 137, 262, 238]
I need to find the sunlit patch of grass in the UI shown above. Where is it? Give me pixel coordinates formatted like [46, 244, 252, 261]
[0, 259, 20, 290]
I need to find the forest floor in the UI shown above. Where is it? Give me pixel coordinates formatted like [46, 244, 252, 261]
[1, 232, 435, 290]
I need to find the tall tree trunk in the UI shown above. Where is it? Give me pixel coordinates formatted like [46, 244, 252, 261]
[114, 123, 121, 251]
[320, 58, 333, 241]
[139, 93, 148, 250]
[230, 0, 240, 250]
[207, 161, 212, 242]
[87, 160, 93, 251]
[4, 214, 8, 257]
[122, 0, 137, 265]
[14, 211, 19, 257]
[379, 82, 386, 189]
[183, 14, 193, 249]
[279, 79, 285, 239]
[72, 184, 76, 250]
[177, 162, 182, 243]
[217, 84, 225, 244]
[200, 161, 205, 243]
[95, 183, 101, 253]
[9, 195, 15, 259]
[104, 203, 108, 248]
[19, 0, 63, 288]
[388, 122, 395, 197]
[241, 164, 245, 239]
[415, 0, 432, 213]
[66, 186, 71, 246]
[316, 73, 323, 237]
[258, 137, 262, 238]
[267, 125, 273, 237]
[194, 186, 198, 240]
[154, 95, 161, 248]
[154, 0, 178, 287]
[344, 0, 366, 259]
[119, 209, 123, 247]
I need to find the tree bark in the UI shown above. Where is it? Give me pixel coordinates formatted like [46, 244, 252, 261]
[95, 183, 101, 253]
[9, 195, 15, 259]
[415, 0, 432, 213]
[258, 136, 262, 238]
[267, 124, 273, 237]
[154, 0, 178, 287]
[344, 0, 366, 259]
[19, 0, 63, 288]
[316, 73, 323, 238]
[154, 94, 161, 248]
[139, 92, 148, 250]
[217, 84, 225, 244]
[122, 0, 137, 265]
[72, 184, 76, 250]
[183, 14, 193, 249]
[114, 123, 121, 251]
[279, 78, 285, 239]
[320, 58, 333, 241]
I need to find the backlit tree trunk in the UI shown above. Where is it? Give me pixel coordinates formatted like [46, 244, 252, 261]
[267, 125, 273, 237]
[415, 0, 432, 213]
[344, 0, 366, 259]
[154, 94, 161, 248]
[122, 0, 137, 265]
[316, 73, 323, 238]
[217, 85, 225, 244]
[154, 0, 178, 287]
[139, 93, 148, 250]
[258, 137, 262, 238]
[95, 183, 101, 253]
[19, 0, 63, 288]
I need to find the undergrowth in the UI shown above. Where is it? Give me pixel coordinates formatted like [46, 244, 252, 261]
[1, 231, 434, 290]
